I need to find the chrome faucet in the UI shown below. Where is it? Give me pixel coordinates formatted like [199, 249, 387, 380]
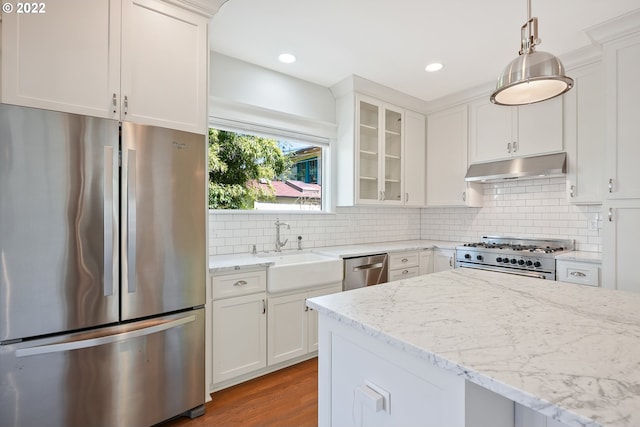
[274, 218, 290, 252]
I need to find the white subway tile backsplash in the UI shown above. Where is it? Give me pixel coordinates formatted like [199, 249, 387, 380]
[209, 179, 602, 255]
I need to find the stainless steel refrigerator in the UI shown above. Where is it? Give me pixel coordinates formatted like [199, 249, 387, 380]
[0, 103, 206, 427]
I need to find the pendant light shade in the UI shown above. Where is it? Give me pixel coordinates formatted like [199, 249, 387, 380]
[490, 1, 573, 106]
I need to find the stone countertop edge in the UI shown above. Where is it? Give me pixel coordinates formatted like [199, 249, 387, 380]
[307, 269, 638, 427]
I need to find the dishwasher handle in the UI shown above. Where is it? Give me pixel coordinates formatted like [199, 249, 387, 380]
[352, 262, 384, 272]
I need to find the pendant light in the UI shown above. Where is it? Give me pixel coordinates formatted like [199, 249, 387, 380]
[490, 0, 573, 105]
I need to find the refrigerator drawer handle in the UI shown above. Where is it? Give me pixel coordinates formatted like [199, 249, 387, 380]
[353, 262, 384, 272]
[15, 314, 196, 358]
[126, 149, 137, 293]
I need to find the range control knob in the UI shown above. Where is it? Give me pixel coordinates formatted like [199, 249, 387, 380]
[496, 257, 503, 263]
[476, 255, 483, 261]
[503, 258, 510, 264]
[534, 261, 542, 268]
[464, 253, 471, 259]
[518, 259, 525, 265]
[510, 259, 517, 264]
[526, 260, 533, 266]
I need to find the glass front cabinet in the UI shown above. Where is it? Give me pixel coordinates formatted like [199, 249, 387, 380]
[356, 96, 404, 204]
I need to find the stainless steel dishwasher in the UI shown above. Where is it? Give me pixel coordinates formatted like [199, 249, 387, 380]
[343, 254, 389, 291]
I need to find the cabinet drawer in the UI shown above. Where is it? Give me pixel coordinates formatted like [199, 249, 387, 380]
[212, 270, 266, 299]
[389, 251, 419, 269]
[389, 266, 420, 281]
[556, 261, 600, 287]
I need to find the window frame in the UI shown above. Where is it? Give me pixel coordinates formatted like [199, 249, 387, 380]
[207, 119, 333, 214]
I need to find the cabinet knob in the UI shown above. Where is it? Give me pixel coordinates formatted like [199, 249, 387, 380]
[124, 95, 129, 115]
[112, 93, 117, 114]
[507, 142, 512, 153]
[570, 185, 575, 198]
[608, 208, 613, 222]
[462, 191, 466, 202]
[512, 141, 518, 152]
[608, 178, 613, 193]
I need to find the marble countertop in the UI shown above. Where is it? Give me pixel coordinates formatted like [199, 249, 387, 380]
[209, 239, 459, 272]
[555, 251, 603, 263]
[312, 239, 458, 258]
[307, 269, 640, 427]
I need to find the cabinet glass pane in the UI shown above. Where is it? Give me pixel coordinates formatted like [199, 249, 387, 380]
[359, 101, 380, 201]
[384, 108, 402, 201]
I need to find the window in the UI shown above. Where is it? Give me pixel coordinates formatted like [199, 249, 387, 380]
[208, 126, 327, 212]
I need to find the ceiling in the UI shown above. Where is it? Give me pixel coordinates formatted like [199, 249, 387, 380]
[210, 0, 640, 102]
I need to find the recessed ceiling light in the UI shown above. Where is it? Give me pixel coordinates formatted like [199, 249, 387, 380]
[278, 53, 297, 64]
[425, 62, 444, 72]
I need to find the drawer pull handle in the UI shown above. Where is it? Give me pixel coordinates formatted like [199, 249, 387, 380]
[402, 269, 409, 274]
[401, 258, 408, 263]
[570, 271, 587, 277]
[233, 280, 248, 287]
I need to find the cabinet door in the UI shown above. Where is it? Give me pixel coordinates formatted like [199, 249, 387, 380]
[516, 96, 563, 157]
[604, 35, 640, 199]
[602, 203, 640, 293]
[433, 249, 455, 273]
[382, 106, 404, 204]
[564, 61, 605, 204]
[212, 293, 267, 384]
[1, 0, 120, 118]
[419, 250, 434, 275]
[307, 285, 341, 352]
[121, 0, 208, 133]
[357, 98, 382, 203]
[404, 110, 426, 206]
[427, 105, 478, 207]
[268, 293, 307, 365]
[469, 98, 513, 163]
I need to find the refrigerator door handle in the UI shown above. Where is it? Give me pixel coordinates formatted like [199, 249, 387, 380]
[104, 146, 114, 296]
[15, 313, 196, 358]
[126, 149, 137, 293]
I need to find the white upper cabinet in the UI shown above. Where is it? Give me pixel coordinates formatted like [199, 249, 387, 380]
[603, 32, 640, 200]
[426, 104, 482, 207]
[1, 0, 120, 119]
[564, 60, 605, 204]
[356, 96, 404, 205]
[403, 110, 426, 206]
[1, 0, 208, 133]
[336, 93, 426, 207]
[469, 96, 563, 164]
[120, 0, 208, 133]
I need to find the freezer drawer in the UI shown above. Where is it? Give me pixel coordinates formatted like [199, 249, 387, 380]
[0, 309, 205, 427]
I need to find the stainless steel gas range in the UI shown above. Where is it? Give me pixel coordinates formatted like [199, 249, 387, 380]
[455, 236, 574, 280]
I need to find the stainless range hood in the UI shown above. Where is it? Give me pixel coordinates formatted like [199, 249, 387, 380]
[465, 152, 566, 182]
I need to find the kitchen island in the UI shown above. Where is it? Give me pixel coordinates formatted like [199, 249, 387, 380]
[307, 269, 640, 427]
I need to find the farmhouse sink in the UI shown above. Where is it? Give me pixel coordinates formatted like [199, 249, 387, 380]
[259, 252, 343, 293]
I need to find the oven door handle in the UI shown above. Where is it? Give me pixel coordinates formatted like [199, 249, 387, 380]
[458, 263, 548, 280]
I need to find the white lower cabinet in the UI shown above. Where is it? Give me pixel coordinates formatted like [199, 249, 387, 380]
[210, 270, 267, 386]
[515, 404, 571, 427]
[419, 250, 434, 275]
[388, 251, 420, 281]
[433, 249, 456, 272]
[268, 284, 342, 365]
[319, 315, 513, 427]
[555, 260, 601, 287]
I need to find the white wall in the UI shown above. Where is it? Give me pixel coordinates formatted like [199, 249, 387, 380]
[421, 178, 602, 252]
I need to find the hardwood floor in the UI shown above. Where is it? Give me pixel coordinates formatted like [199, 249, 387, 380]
[158, 358, 318, 427]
